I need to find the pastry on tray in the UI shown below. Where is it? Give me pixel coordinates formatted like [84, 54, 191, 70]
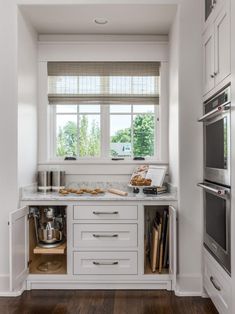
[59, 189, 69, 195]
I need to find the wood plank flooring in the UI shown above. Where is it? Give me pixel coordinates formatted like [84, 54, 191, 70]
[0, 290, 218, 314]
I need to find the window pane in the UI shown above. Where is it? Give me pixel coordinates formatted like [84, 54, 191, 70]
[56, 115, 77, 157]
[110, 105, 131, 113]
[79, 115, 100, 157]
[79, 105, 100, 113]
[56, 105, 77, 114]
[133, 105, 154, 113]
[133, 114, 155, 157]
[110, 115, 132, 157]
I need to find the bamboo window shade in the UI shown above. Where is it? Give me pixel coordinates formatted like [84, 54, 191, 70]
[48, 62, 160, 105]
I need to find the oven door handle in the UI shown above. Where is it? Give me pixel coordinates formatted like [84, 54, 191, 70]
[198, 101, 230, 122]
[197, 183, 227, 195]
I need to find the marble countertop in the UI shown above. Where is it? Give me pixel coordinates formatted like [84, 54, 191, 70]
[21, 191, 177, 202]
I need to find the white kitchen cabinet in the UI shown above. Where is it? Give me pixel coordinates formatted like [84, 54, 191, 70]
[9, 206, 29, 292]
[10, 201, 177, 293]
[73, 251, 138, 275]
[73, 223, 138, 248]
[203, 24, 215, 94]
[204, 0, 225, 32]
[9, 205, 68, 292]
[203, 0, 230, 95]
[73, 204, 138, 220]
[214, 4, 230, 87]
[204, 248, 232, 314]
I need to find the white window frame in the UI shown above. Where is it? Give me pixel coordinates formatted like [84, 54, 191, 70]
[38, 61, 168, 164]
[50, 104, 159, 161]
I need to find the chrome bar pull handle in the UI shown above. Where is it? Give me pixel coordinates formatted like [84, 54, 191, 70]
[93, 261, 119, 266]
[93, 211, 119, 215]
[198, 101, 230, 122]
[197, 183, 227, 195]
[93, 234, 118, 238]
[210, 276, 221, 291]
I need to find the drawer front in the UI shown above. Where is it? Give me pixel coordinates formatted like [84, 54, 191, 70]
[73, 205, 138, 220]
[204, 250, 231, 314]
[73, 224, 137, 248]
[73, 251, 137, 275]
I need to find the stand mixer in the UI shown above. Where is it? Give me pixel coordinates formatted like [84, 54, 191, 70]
[32, 207, 66, 248]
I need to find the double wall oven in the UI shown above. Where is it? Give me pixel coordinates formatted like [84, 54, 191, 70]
[198, 85, 231, 274]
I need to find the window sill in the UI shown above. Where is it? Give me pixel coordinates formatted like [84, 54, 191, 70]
[39, 159, 168, 166]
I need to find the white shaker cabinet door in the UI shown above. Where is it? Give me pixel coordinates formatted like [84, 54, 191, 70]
[169, 206, 177, 290]
[214, 2, 230, 87]
[203, 23, 215, 95]
[9, 206, 29, 292]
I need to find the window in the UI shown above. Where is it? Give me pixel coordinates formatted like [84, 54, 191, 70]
[55, 105, 101, 158]
[48, 62, 160, 160]
[110, 104, 156, 158]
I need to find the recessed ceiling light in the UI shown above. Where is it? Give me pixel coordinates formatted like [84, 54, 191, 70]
[94, 18, 108, 25]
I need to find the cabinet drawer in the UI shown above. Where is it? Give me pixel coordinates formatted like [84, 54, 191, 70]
[73, 224, 137, 248]
[73, 251, 137, 275]
[73, 205, 138, 220]
[204, 249, 231, 314]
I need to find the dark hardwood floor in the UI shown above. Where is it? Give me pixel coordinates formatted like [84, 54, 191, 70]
[0, 290, 218, 314]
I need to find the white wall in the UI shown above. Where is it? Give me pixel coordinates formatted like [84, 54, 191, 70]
[18, 9, 38, 188]
[0, 4, 38, 291]
[0, 1, 18, 291]
[37, 37, 170, 184]
[168, 7, 179, 188]
[169, 0, 204, 295]
[0, 0, 205, 296]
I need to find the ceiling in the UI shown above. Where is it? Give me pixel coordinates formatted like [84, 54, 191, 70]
[20, 4, 177, 35]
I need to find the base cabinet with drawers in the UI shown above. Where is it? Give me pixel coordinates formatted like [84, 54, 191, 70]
[9, 201, 177, 294]
[203, 248, 232, 314]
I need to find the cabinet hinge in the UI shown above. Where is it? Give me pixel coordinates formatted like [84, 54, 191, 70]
[27, 213, 33, 220]
[8, 221, 10, 226]
[27, 260, 32, 267]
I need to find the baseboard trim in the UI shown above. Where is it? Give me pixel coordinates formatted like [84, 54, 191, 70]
[0, 289, 24, 297]
[26, 280, 172, 291]
[175, 274, 203, 297]
[175, 290, 203, 297]
[0, 274, 25, 297]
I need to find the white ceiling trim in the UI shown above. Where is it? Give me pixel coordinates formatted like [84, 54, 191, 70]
[38, 34, 169, 42]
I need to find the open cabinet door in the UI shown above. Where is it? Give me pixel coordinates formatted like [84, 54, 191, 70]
[9, 206, 29, 292]
[169, 206, 177, 290]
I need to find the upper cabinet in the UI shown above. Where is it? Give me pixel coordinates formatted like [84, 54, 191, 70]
[205, 0, 214, 22]
[203, 0, 230, 95]
[204, 0, 224, 31]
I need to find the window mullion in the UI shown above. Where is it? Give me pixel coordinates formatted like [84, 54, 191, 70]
[101, 104, 109, 159]
[77, 105, 79, 158]
[155, 105, 160, 160]
[131, 105, 134, 159]
[99, 75, 108, 159]
[52, 106, 56, 159]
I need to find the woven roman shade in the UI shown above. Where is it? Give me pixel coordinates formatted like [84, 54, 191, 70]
[48, 62, 160, 105]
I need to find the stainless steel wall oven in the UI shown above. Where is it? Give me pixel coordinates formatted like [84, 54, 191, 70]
[199, 85, 231, 186]
[198, 84, 231, 274]
[198, 182, 231, 274]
